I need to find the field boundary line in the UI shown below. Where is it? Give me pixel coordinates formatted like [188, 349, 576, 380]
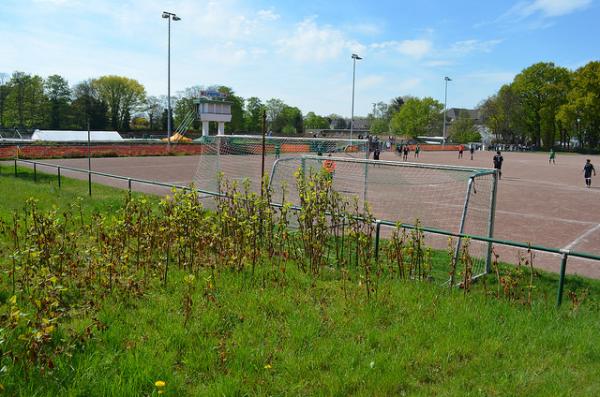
[563, 223, 600, 250]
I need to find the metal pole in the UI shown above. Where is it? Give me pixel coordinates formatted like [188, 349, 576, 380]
[167, 16, 171, 149]
[350, 57, 356, 143]
[128, 178, 132, 194]
[374, 220, 382, 261]
[452, 177, 474, 276]
[261, 110, 267, 197]
[443, 77, 449, 143]
[33, 162, 37, 182]
[14, 158, 17, 176]
[88, 122, 92, 196]
[57, 166, 61, 188]
[557, 250, 569, 307]
[485, 171, 499, 273]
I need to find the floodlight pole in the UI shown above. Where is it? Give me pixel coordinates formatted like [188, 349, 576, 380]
[350, 53, 362, 143]
[87, 120, 91, 196]
[163, 11, 181, 149]
[442, 76, 451, 144]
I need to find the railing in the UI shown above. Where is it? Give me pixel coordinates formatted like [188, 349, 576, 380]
[6, 158, 600, 307]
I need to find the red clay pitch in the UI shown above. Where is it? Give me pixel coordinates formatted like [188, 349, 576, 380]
[19, 150, 600, 278]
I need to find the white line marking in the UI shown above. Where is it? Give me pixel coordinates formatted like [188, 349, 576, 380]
[563, 223, 600, 250]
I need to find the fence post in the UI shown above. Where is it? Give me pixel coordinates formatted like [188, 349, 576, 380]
[57, 167, 61, 188]
[33, 163, 37, 182]
[88, 171, 92, 196]
[374, 220, 382, 261]
[14, 158, 17, 177]
[556, 249, 569, 307]
[128, 178, 132, 196]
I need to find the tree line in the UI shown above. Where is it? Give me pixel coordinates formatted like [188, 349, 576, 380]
[479, 61, 600, 149]
[0, 71, 348, 135]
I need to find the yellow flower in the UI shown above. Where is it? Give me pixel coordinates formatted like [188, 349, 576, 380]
[155, 380, 166, 388]
[264, 364, 272, 369]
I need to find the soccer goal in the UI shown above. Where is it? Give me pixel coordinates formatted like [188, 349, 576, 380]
[192, 135, 369, 195]
[269, 155, 498, 279]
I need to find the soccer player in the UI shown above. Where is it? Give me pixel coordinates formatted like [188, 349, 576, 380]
[470, 145, 475, 160]
[493, 150, 504, 179]
[415, 144, 420, 158]
[373, 147, 381, 160]
[458, 144, 464, 159]
[583, 159, 596, 188]
[402, 145, 409, 161]
[323, 153, 336, 179]
[549, 148, 556, 165]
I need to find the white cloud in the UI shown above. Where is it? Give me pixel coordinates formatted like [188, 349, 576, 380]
[257, 9, 280, 21]
[358, 74, 384, 89]
[449, 39, 503, 55]
[370, 39, 432, 59]
[512, 0, 592, 18]
[277, 17, 365, 62]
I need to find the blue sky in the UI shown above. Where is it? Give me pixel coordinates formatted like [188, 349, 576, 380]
[1, 0, 598, 117]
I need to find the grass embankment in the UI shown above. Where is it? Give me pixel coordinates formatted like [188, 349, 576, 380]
[1, 165, 600, 396]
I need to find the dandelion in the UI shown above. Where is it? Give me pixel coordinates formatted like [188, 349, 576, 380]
[264, 363, 272, 369]
[155, 380, 166, 394]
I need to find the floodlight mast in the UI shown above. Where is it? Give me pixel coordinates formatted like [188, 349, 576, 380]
[350, 53, 362, 143]
[162, 11, 181, 147]
[443, 76, 451, 144]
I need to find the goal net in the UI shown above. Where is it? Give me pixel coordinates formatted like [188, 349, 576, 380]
[269, 156, 498, 280]
[192, 135, 369, 195]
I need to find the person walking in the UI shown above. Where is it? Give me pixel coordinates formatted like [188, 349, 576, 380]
[470, 145, 475, 160]
[549, 148, 556, 165]
[583, 159, 596, 188]
[403, 145, 409, 161]
[493, 150, 504, 179]
[458, 144, 464, 159]
[415, 144, 420, 159]
[373, 147, 381, 161]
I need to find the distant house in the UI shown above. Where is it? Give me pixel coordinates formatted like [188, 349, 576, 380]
[445, 108, 482, 124]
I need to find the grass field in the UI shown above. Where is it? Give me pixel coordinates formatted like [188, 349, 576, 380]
[1, 166, 600, 396]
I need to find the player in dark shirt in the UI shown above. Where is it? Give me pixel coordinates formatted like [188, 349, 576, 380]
[373, 147, 381, 160]
[583, 159, 596, 188]
[493, 150, 504, 179]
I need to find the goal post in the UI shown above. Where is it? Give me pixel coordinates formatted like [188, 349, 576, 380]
[269, 155, 498, 279]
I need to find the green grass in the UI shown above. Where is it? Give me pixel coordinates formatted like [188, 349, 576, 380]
[2, 166, 600, 396]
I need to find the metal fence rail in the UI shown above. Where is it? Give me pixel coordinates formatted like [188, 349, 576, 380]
[6, 158, 600, 307]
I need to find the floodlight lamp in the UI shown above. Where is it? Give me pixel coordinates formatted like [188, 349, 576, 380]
[352, 53, 362, 60]
[172, 15, 181, 21]
[445, 76, 452, 81]
[162, 12, 169, 18]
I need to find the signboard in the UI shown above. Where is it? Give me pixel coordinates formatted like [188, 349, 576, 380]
[200, 90, 227, 99]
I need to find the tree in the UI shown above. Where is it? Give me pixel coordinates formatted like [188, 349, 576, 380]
[449, 112, 481, 143]
[389, 97, 443, 138]
[265, 98, 285, 128]
[304, 111, 329, 130]
[511, 62, 571, 148]
[145, 96, 165, 131]
[218, 86, 244, 133]
[70, 80, 109, 130]
[557, 61, 600, 148]
[369, 118, 389, 134]
[272, 105, 303, 134]
[244, 97, 264, 133]
[4, 72, 48, 129]
[387, 96, 405, 117]
[45, 75, 71, 129]
[92, 75, 146, 130]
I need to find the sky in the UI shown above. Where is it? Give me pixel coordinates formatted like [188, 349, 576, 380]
[1, 0, 598, 117]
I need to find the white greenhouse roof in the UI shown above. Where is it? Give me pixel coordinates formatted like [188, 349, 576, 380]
[31, 130, 124, 142]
